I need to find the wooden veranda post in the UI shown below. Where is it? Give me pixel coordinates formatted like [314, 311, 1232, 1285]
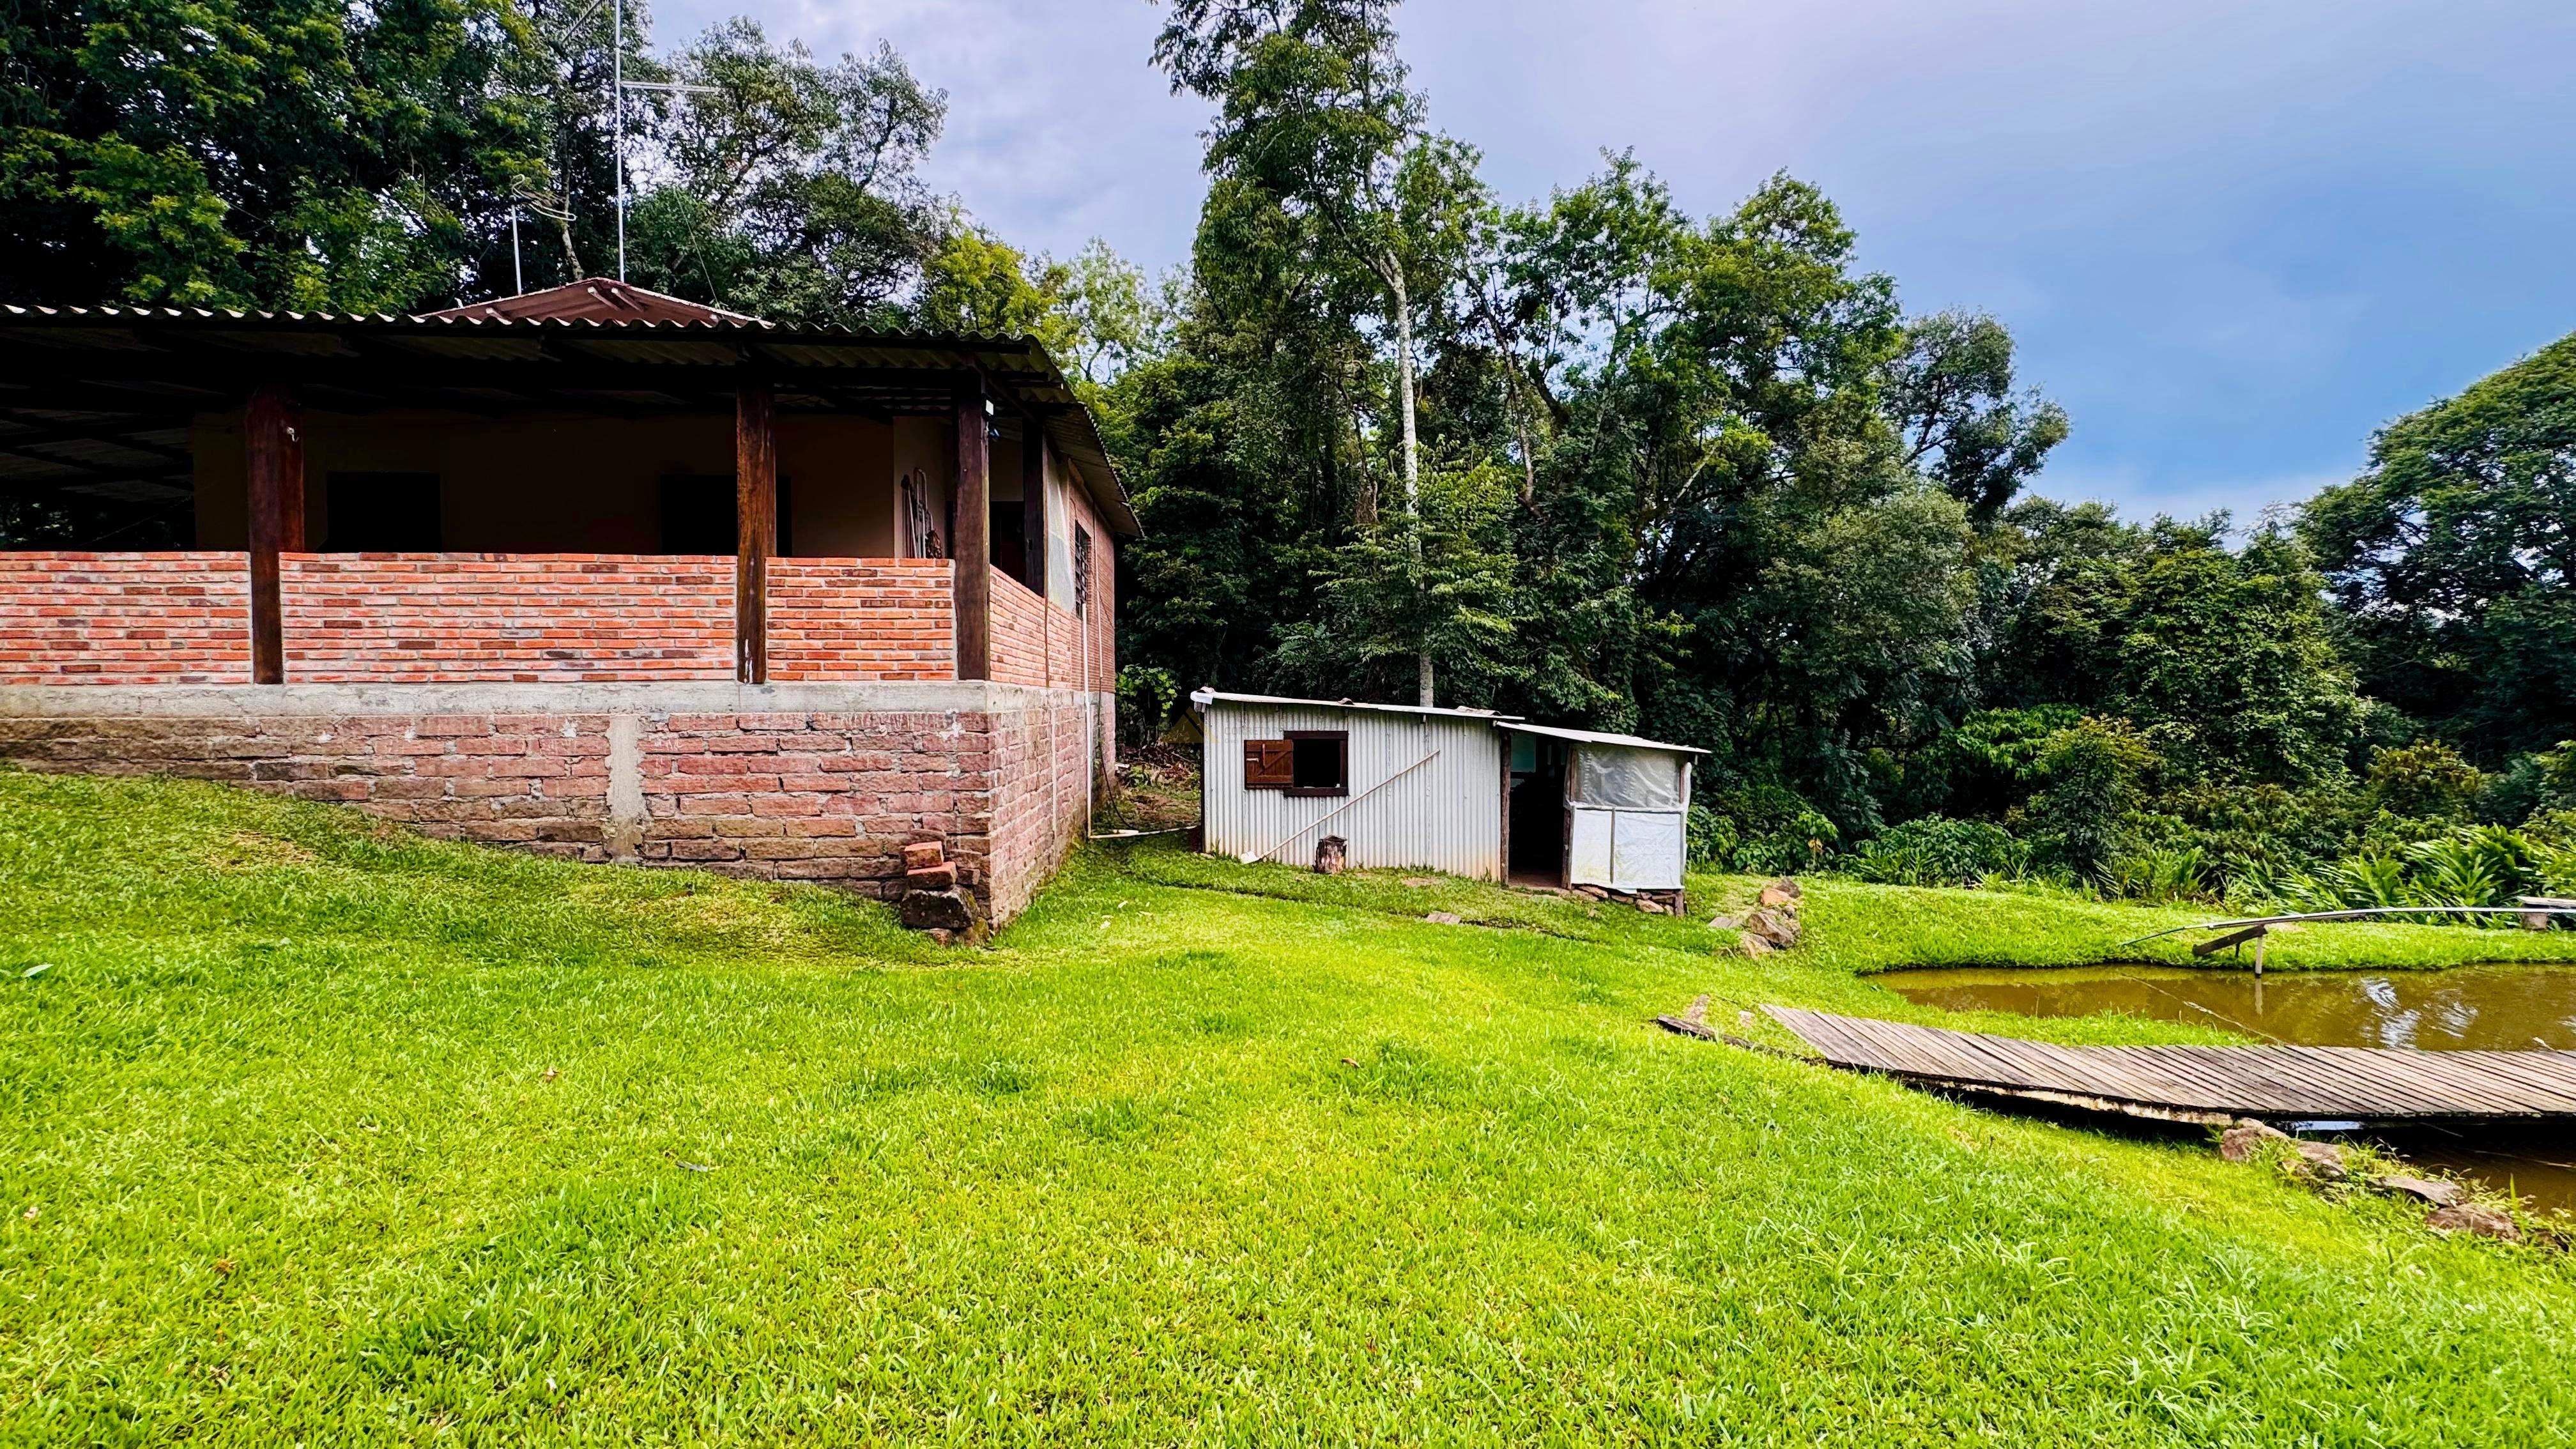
[243, 383, 304, 684]
[735, 379, 776, 684]
[1020, 424, 1048, 594]
[953, 386, 991, 680]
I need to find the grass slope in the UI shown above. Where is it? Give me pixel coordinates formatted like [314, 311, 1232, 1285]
[3, 771, 2573, 1445]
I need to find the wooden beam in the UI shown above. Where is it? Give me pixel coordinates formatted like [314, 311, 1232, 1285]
[243, 383, 303, 684]
[735, 378, 776, 686]
[1020, 426, 1048, 594]
[2192, 923, 2269, 958]
[953, 387, 991, 680]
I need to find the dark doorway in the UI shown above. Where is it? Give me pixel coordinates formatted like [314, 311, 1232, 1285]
[324, 471, 441, 551]
[1508, 733, 1568, 886]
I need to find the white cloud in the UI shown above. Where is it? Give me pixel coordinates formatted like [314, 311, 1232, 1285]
[633, 0, 2576, 526]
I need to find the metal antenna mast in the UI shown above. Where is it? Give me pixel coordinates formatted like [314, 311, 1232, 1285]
[612, 0, 624, 279]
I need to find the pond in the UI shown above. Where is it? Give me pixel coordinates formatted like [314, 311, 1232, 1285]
[1874, 963, 2576, 1215]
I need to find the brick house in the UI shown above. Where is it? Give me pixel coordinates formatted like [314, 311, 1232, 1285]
[0, 280, 1134, 924]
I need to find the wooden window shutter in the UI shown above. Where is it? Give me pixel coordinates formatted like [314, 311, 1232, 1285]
[1244, 738, 1295, 788]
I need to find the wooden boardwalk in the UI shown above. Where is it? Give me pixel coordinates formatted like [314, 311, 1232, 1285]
[1764, 1006, 2576, 1124]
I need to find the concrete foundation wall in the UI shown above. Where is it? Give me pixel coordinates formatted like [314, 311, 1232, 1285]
[0, 681, 1108, 923]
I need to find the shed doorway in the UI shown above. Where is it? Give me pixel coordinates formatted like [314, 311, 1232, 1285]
[1508, 732, 1569, 887]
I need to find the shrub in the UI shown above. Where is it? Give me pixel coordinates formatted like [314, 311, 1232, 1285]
[2250, 824, 2564, 922]
[1847, 816, 2027, 887]
[2104, 845, 2214, 904]
[2366, 740, 2487, 820]
[1116, 666, 1179, 749]
[2027, 717, 2156, 881]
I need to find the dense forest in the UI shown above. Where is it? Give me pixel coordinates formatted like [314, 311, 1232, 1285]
[6, 0, 2571, 905]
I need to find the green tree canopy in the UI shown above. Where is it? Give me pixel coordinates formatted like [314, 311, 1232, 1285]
[1, 0, 541, 309]
[2303, 331, 2576, 760]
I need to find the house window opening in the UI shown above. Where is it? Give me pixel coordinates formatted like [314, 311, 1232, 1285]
[1287, 730, 1348, 796]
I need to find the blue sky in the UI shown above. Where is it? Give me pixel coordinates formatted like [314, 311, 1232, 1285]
[656, 0, 2576, 523]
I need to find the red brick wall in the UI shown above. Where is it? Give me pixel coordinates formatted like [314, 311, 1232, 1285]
[769, 558, 954, 681]
[0, 704, 1038, 906]
[0, 553, 250, 684]
[990, 567, 1052, 688]
[1063, 486, 1117, 695]
[281, 554, 734, 682]
[985, 694, 1100, 922]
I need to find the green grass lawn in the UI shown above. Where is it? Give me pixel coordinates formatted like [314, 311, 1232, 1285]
[4, 770, 2575, 1445]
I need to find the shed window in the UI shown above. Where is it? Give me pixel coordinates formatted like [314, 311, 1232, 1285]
[1286, 731, 1348, 796]
[1244, 738, 1294, 788]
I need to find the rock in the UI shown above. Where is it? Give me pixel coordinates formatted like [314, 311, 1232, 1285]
[904, 861, 958, 889]
[1575, 885, 1611, 901]
[1738, 933, 1775, 958]
[1314, 836, 1347, 875]
[2425, 1203, 2522, 1242]
[1765, 877, 1803, 900]
[2218, 1120, 2290, 1162]
[2287, 1139, 2349, 1182]
[1636, 898, 1667, 915]
[1758, 885, 1796, 908]
[2368, 1174, 2467, 1208]
[1708, 916, 1740, 931]
[1423, 911, 1462, 924]
[1739, 908, 1801, 950]
[901, 841, 944, 872]
[900, 887, 983, 935]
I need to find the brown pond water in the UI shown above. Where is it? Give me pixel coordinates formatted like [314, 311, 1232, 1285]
[1876, 963, 2576, 1215]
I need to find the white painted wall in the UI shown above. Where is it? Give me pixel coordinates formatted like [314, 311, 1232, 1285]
[1200, 702, 1505, 879]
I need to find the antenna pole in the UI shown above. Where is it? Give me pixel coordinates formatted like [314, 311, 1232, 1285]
[611, 0, 625, 280]
[510, 205, 523, 293]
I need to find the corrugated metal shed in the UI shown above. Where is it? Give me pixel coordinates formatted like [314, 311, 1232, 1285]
[1195, 692, 1508, 879]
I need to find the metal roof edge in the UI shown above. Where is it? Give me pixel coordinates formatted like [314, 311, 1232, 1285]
[1494, 720, 1710, 754]
[0, 300, 1139, 535]
[1188, 689, 1524, 723]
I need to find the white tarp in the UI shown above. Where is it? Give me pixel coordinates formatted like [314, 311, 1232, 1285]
[1568, 804, 1685, 892]
[1611, 809, 1684, 891]
[1571, 745, 1684, 810]
[1569, 806, 1616, 884]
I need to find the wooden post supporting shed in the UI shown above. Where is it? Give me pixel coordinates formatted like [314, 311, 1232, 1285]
[734, 378, 776, 684]
[952, 385, 991, 680]
[243, 383, 304, 684]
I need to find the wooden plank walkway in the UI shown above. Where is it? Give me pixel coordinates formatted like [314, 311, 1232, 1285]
[1764, 1006, 2576, 1124]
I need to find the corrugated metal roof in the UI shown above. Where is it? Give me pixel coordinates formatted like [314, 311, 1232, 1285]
[0, 298, 1140, 535]
[1496, 721, 1709, 755]
[422, 279, 761, 326]
[1190, 689, 1525, 723]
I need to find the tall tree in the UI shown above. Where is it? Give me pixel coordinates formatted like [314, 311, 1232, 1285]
[1, 0, 542, 310]
[1882, 310, 2070, 524]
[624, 20, 946, 326]
[1155, 0, 1484, 703]
[2303, 330, 2576, 760]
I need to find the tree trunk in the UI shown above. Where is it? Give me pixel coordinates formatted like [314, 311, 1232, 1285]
[555, 213, 583, 279]
[1389, 256, 1420, 518]
[1350, 394, 1377, 528]
[1385, 252, 1432, 708]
